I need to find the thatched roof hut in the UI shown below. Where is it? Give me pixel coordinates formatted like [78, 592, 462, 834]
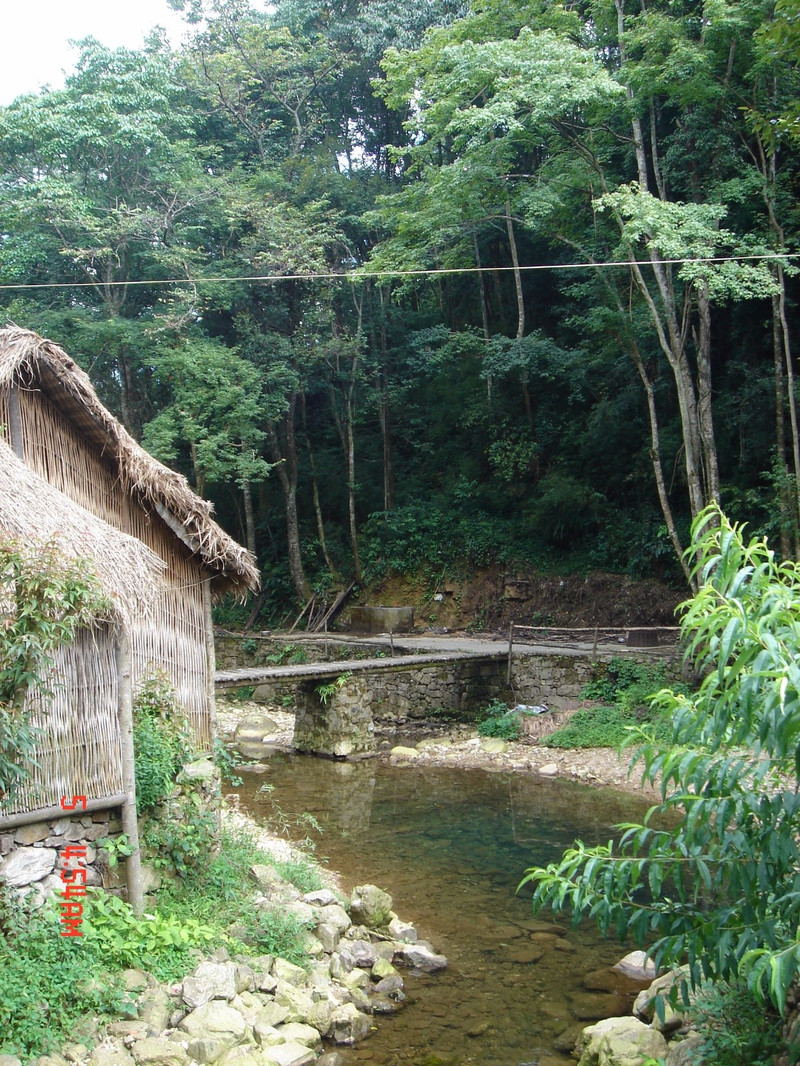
[0, 327, 259, 901]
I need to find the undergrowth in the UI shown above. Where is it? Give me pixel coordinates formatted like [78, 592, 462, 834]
[543, 657, 680, 749]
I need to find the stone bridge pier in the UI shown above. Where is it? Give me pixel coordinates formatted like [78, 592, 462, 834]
[290, 654, 511, 757]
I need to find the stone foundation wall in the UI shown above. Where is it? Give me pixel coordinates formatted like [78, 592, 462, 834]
[0, 807, 123, 906]
[510, 653, 601, 708]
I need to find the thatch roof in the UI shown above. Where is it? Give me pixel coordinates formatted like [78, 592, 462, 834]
[0, 327, 259, 597]
[0, 437, 164, 623]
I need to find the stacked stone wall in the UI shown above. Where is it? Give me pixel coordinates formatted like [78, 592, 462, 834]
[0, 807, 122, 904]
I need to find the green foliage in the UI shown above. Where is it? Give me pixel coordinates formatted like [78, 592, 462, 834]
[581, 657, 669, 705]
[267, 643, 309, 665]
[272, 857, 324, 894]
[477, 699, 521, 740]
[0, 536, 110, 805]
[0, 889, 123, 1058]
[82, 889, 219, 983]
[155, 822, 316, 964]
[97, 833, 136, 869]
[686, 981, 784, 1066]
[133, 671, 191, 814]
[316, 672, 352, 706]
[213, 736, 245, 787]
[522, 505, 800, 1012]
[141, 792, 217, 875]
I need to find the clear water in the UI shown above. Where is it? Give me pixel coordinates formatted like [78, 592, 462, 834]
[234, 757, 653, 1066]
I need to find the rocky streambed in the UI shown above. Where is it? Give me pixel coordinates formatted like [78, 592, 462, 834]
[18, 855, 449, 1066]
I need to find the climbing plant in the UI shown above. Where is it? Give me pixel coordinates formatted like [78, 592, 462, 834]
[0, 535, 109, 806]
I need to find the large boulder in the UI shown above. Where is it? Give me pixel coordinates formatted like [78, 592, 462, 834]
[178, 1001, 247, 1043]
[393, 944, 448, 973]
[182, 961, 238, 1008]
[129, 1039, 189, 1066]
[235, 712, 281, 760]
[0, 846, 57, 887]
[348, 885, 393, 929]
[576, 1016, 669, 1066]
[329, 1004, 372, 1045]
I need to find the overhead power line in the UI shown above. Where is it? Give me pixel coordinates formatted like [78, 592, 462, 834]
[0, 252, 795, 291]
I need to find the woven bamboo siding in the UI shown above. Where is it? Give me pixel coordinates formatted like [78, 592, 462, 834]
[9, 627, 124, 815]
[11, 387, 212, 748]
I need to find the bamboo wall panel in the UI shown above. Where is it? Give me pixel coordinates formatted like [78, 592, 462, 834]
[7, 627, 124, 815]
[10, 387, 212, 747]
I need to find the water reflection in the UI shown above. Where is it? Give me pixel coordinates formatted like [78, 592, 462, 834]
[235, 758, 654, 1066]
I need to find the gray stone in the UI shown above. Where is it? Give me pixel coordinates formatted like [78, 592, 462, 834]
[538, 763, 559, 777]
[179, 1002, 247, 1042]
[185, 1037, 231, 1064]
[0, 1056, 23, 1066]
[666, 1031, 704, 1066]
[260, 1044, 316, 1066]
[318, 904, 351, 933]
[348, 884, 393, 929]
[613, 950, 657, 983]
[0, 846, 57, 886]
[121, 969, 151, 993]
[250, 865, 285, 893]
[130, 1039, 189, 1066]
[139, 864, 162, 896]
[182, 962, 238, 1008]
[14, 822, 49, 845]
[371, 958, 396, 980]
[576, 1016, 669, 1066]
[88, 1048, 135, 1066]
[374, 975, 404, 996]
[314, 922, 341, 953]
[284, 901, 316, 927]
[235, 965, 256, 994]
[393, 944, 448, 972]
[274, 1023, 321, 1050]
[180, 759, 217, 783]
[236, 713, 281, 759]
[274, 982, 316, 1023]
[254, 1004, 291, 1041]
[389, 746, 419, 760]
[633, 966, 691, 1023]
[369, 994, 405, 1014]
[272, 958, 306, 986]
[137, 988, 173, 1032]
[303, 889, 338, 906]
[338, 939, 378, 971]
[329, 1003, 372, 1045]
[316, 1055, 345, 1066]
[480, 738, 507, 754]
[215, 1052, 265, 1066]
[387, 917, 417, 943]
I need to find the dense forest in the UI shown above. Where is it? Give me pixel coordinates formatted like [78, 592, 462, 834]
[2, 0, 800, 613]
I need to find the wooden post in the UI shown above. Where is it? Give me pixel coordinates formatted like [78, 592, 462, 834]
[389, 628, 394, 658]
[324, 618, 329, 660]
[592, 627, 599, 662]
[203, 578, 222, 836]
[8, 385, 24, 459]
[507, 624, 514, 685]
[116, 631, 143, 916]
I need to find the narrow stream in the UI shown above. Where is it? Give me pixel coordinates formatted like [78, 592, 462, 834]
[234, 757, 653, 1066]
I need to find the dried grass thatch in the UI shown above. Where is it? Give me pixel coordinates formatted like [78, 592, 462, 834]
[0, 326, 259, 598]
[0, 437, 163, 624]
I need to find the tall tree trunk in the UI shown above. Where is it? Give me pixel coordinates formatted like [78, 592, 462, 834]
[695, 281, 720, 503]
[302, 396, 338, 579]
[266, 393, 309, 602]
[242, 480, 256, 557]
[772, 292, 793, 558]
[377, 286, 395, 511]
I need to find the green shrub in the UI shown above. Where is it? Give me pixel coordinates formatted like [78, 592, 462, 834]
[542, 705, 637, 748]
[141, 793, 217, 875]
[524, 505, 800, 1012]
[0, 889, 123, 1058]
[477, 699, 521, 740]
[687, 982, 783, 1066]
[133, 671, 191, 813]
[581, 657, 668, 704]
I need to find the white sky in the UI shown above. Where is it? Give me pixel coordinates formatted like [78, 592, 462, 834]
[0, 1, 191, 105]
